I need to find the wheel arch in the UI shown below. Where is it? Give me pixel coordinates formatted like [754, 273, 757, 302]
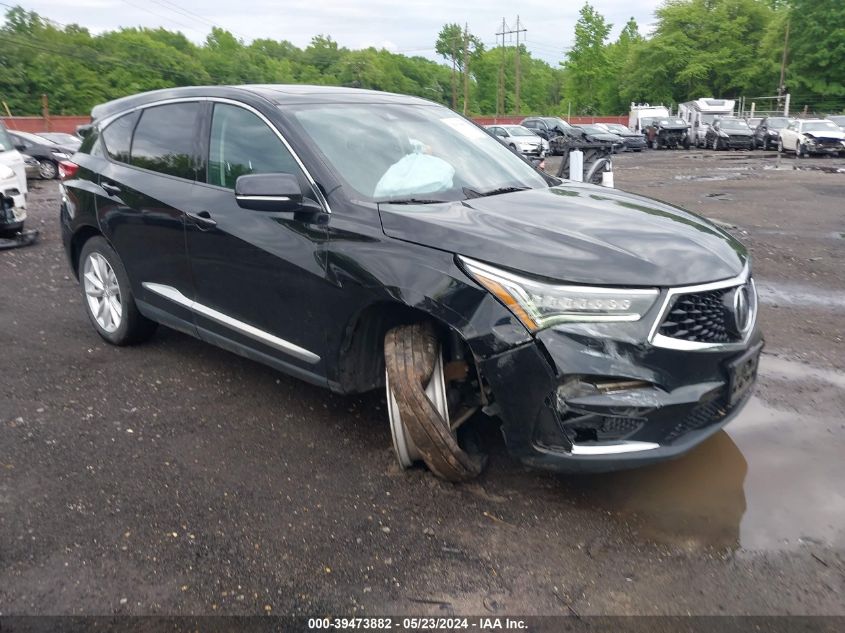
[69, 224, 104, 279]
[332, 299, 470, 395]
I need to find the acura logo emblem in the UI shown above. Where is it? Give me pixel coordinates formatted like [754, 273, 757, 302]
[732, 283, 753, 335]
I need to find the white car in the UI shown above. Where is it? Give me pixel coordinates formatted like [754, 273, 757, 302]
[0, 123, 28, 235]
[778, 118, 845, 157]
[485, 124, 548, 156]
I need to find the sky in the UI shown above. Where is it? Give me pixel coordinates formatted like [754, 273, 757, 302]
[11, 0, 664, 66]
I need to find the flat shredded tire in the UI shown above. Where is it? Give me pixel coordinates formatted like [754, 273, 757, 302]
[384, 323, 483, 482]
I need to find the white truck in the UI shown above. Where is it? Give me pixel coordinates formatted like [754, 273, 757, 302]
[628, 103, 670, 134]
[678, 98, 736, 148]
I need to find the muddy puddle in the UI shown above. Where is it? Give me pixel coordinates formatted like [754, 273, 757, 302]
[756, 280, 845, 310]
[566, 355, 845, 551]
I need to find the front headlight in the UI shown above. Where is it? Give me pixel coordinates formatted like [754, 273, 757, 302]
[459, 257, 659, 332]
[51, 151, 70, 159]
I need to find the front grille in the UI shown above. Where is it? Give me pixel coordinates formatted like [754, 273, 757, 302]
[728, 135, 751, 145]
[657, 287, 737, 343]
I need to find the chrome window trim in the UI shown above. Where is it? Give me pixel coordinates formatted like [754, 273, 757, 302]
[98, 96, 331, 214]
[647, 264, 757, 352]
[142, 282, 320, 364]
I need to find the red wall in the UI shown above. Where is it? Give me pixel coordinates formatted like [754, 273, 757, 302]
[474, 115, 629, 126]
[2, 116, 91, 134]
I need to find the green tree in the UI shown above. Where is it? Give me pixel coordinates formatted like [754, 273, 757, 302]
[562, 3, 612, 114]
[784, 0, 845, 111]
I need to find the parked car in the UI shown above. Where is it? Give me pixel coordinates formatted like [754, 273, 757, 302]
[705, 117, 753, 150]
[572, 124, 624, 153]
[644, 117, 691, 149]
[826, 115, 845, 132]
[485, 124, 547, 156]
[547, 126, 602, 156]
[0, 122, 28, 234]
[61, 85, 762, 481]
[8, 130, 76, 179]
[38, 132, 83, 151]
[778, 118, 845, 157]
[596, 123, 647, 151]
[520, 116, 572, 144]
[752, 116, 794, 150]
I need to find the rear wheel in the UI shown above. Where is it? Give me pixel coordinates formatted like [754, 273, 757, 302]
[78, 236, 157, 345]
[38, 159, 57, 180]
[384, 322, 484, 482]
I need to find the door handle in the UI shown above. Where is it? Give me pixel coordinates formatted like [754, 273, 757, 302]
[101, 182, 121, 195]
[186, 210, 217, 228]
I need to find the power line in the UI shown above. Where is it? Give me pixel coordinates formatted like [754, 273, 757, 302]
[118, 0, 207, 38]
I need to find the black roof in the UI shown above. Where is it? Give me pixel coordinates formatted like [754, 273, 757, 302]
[90, 84, 434, 121]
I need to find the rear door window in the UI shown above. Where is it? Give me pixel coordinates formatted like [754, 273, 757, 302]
[207, 103, 301, 189]
[101, 110, 140, 163]
[130, 102, 202, 180]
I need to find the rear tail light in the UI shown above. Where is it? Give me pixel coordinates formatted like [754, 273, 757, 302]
[58, 161, 79, 180]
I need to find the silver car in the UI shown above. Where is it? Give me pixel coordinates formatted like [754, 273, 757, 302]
[485, 124, 548, 156]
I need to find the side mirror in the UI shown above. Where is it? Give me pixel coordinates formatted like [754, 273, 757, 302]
[235, 173, 303, 212]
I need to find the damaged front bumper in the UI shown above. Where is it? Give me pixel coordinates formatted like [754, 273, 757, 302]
[1, 185, 27, 232]
[477, 295, 763, 473]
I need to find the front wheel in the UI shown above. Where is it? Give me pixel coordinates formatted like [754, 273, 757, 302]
[78, 236, 157, 345]
[384, 323, 484, 482]
[796, 142, 806, 158]
[38, 159, 57, 180]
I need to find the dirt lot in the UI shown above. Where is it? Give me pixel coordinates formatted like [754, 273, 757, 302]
[2, 149, 844, 618]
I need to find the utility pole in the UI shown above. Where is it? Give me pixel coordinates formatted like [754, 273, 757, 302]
[514, 15, 526, 115]
[462, 23, 470, 115]
[41, 94, 50, 131]
[777, 17, 790, 110]
[496, 16, 526, 115]
[450, 53, 457, 110]
[496, 18, 507, 118]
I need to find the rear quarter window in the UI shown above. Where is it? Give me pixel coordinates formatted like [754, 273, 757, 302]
[101, 110, 140, 163]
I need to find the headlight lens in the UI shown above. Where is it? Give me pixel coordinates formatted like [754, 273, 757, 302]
[459, 257, 659, 332]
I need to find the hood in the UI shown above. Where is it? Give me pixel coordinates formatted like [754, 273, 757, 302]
[804, 130, 845, 141]
[586, 133, 621, 142]
[722, 129, 752, 137]
[379, 184, 747, 287]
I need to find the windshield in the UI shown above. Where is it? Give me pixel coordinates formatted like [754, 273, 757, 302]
[578, 124, 607, 134]
[289, 103, 548, 202]
[0, 125, 13, 151]
[802, 121, 839, 132]
[700, 114, 718, 124]
[826, 116, 845, 126]
[502, 126, 537, 137]
[766, 117, 790, 129]
[720, 120, 749, 130]
[543, 117, 571, 129]
[606, 124, 630, 133]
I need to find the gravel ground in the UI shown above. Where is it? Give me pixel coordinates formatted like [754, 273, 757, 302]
[1, 149, 844, 617]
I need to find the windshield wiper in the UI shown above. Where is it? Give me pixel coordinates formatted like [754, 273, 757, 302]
[379, 198, 450, 205]
[463, 185, 530, 199]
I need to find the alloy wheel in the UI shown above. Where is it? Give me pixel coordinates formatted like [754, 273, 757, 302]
[83, 252, 122, 333]
[39, 160, 57, 179]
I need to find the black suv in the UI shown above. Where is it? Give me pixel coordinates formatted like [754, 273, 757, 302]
[60, 85, 762, 481]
